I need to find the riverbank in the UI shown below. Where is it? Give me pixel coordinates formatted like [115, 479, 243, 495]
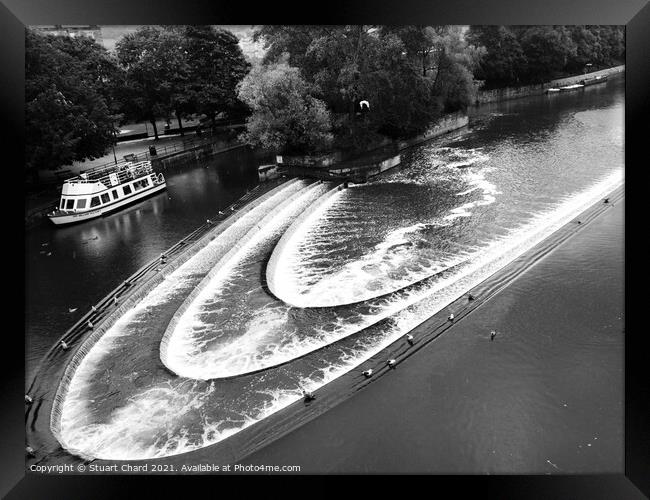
[238, 189, 624, 473]
[24, 132, 249, 228]
[475, 65, 625, 105]
[279, 111, 469, 182]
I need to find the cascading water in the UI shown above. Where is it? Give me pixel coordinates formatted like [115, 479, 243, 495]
[54, 78, 624, 461]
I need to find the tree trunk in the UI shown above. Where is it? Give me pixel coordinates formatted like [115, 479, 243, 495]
[176, 111, 184, 137]
[150, 119, 159, 140]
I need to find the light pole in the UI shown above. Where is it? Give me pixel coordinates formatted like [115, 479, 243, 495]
[112, 124, 118, 165]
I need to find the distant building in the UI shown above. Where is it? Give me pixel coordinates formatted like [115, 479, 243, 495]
[32, 25, 104, 45]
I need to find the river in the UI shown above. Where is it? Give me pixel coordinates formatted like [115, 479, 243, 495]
[25, 76, 624, 468]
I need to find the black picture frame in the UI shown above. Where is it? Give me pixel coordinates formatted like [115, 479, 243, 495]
[6, 0, 649, 496]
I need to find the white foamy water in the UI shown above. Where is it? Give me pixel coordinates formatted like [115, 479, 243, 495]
[56, 167, 622, 461]
[160, 169, 620, 382]
[161, 182, 331, 378]
[267, 157, 495, 308]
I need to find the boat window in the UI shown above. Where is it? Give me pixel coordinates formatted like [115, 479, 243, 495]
[123, 185, 132, 196]
[133, 179, 146, 191]
[60, 198, 66, 209]
[90, 196, 101, 208]
[112, 190, 119, 200]
[66, 199, 75, 210]
[101, 193, 110, 204]
[77, 198, 87, 209]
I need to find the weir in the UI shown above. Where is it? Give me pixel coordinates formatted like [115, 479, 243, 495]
[159, 179, 332, 377]
[28, 76, 624, 464]
[266, 183, 346, 306]
[265, 182, 477, 308]
[43, 178, 302, 456]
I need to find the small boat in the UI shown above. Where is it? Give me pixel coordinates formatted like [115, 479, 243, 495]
[48, 161, 166, 226]
[546, 88, 561, 93]
[580, 74, 608, 86]
[559, 84, 585, 92]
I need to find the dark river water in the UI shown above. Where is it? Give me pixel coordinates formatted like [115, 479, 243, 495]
[25, 76, 624, 467]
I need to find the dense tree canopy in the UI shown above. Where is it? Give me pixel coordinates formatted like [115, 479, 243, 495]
[467, 25, 624, 88]
[251, 25, 482, 152]
[26, 25, 253, 179]
[25, 29, 120, 178]
[26, 24, 624, 175]
[237, 61, 333, 154]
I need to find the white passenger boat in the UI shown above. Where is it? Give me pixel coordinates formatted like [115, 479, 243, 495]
[48, 161, 166, 226]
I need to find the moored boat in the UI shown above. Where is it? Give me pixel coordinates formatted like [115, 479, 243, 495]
[48, 160, 166, 226]
[580, 74, 608, 86]
[559, 84, 585, 92]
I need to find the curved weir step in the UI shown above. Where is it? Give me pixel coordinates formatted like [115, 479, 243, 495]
[265, 183, 473, 309]
[159, 179, 335, 377]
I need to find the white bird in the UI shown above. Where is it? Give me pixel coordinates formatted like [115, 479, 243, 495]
[91, 305, 97, 312]
[68, 307, 77, 313]
[25, 394, 33, 404]
[113, 297, 119, 306]
[490, 330, 497, 341]
[387, 359, 396, 368]
[26, 446, 36, 457]
[363, 369, 373, 378]
[218, 211, 224, 215]
[230, 206, 235, 211]
[406, 334, 414, 345]
[206, 219, 212, 225]
[87, 320, 94, 329]
[448, 313, 455, 322]
[60, 341, 69, 350]
[360, 100, 370, 110]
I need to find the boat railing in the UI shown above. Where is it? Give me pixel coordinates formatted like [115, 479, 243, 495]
[65, 161, 155, 188]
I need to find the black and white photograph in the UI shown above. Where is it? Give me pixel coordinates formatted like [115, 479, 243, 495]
[5, 0, 648, 492]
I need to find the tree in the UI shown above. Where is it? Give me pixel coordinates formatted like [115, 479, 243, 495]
[466, 26, 526, 87]
[25, 29, 119, 180]
[237, 61, 333, 154]
[254, 25, 481, 149]
[115, 26, 189, 139]
[515, 26, 577, 82]
[179, 25, 251, 127]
